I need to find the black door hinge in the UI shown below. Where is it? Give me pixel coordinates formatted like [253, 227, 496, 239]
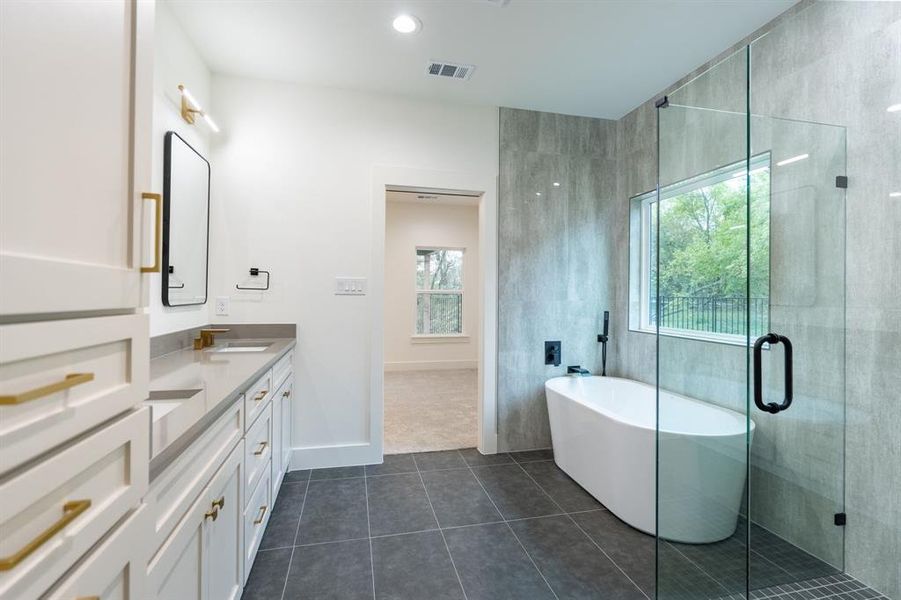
[835, 176, 848, 189]
[655, 96, 669, 109]
[834, 512, 847, 526]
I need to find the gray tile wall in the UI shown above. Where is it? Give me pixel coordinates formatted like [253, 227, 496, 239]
[497, 108, 618, 451]
[608, 1, 900, 597]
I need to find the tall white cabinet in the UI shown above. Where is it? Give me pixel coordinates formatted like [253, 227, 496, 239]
[0, 0, 156, 315]
[0, 1, 156, 599]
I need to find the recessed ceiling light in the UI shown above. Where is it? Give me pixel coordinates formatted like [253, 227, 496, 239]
[535, 192, 542, 197]
[890, 192, 901, 198]
[392, 14, 421, 34]
[887, 103, 901, 112]
[553, 182, 560, 187]
[776, 153, 809, 167]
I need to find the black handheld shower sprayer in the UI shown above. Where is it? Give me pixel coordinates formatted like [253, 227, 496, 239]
[597, 310, 610, 376]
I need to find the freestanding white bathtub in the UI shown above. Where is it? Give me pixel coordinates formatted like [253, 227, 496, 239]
[546, 376, 753, 544]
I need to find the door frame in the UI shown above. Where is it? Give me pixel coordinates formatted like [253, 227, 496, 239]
[370, 166, 498, 457]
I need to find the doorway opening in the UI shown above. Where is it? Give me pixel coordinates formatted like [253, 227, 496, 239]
[383, 187, 482, 453]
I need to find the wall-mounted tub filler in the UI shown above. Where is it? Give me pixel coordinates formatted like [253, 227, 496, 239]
[566, 366, 590, 376]
[597, 310, 610, 376]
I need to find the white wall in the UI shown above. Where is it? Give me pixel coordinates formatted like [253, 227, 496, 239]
[147, 1, 211, 336]
[208, 76, 498, 466]
[384, 200, 480, 370]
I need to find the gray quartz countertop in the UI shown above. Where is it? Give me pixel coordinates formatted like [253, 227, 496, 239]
[147, 337, 296, 480]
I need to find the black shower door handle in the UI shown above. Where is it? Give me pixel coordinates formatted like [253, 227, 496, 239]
[753, 333, 793, 414]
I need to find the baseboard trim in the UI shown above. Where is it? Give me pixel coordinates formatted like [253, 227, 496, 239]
[288, 442, 380, 470]
[384, 359, 478, 372]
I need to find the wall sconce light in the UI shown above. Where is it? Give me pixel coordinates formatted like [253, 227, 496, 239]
[178, 84, 219, 132]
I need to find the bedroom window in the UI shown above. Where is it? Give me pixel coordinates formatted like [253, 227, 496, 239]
[415, 247, 464, 336]
[629, 155, 771, 344]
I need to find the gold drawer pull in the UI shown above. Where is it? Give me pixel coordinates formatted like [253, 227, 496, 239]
[204, 507, 219, 522]
[0, 373, 95, 406]
[254, 390, 268, 402]
[212, 496, 225, 511]
[253, 505, 268, 525]
[141, 192, 162, 273]
[253, 441, 268, 456]
[0, 499, 91, 571]
[282, 390, 291, 398]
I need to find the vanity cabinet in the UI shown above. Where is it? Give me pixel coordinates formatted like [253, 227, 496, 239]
[147, 442, 244, 600]
[273, 375, 294, 495]
[0, 0, 156, 316]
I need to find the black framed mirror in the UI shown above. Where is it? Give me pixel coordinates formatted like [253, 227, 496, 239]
[162, 131, 210, 307]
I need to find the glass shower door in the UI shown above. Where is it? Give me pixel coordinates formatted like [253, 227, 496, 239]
[654, 44, 847, 599]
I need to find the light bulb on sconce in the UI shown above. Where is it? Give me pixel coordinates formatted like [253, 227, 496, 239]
[178, 84, 219, 132]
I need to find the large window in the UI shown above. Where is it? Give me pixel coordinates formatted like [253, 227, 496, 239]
[629, 155, 771, 344]
[416, 248, 464, 336]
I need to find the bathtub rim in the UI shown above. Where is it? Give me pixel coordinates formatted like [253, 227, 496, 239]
[545, 375, 756, 438]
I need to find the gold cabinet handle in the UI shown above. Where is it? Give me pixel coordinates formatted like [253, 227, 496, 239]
[0, 499, 91, 571]
[253, 441, 268, 456]
[254, 390, 268, 402]
[204, 507, 219, 522]
[0, 373, 94, 406]
[282, 390, 291, 398]
[141, 192, 162, 273]
[212, 496, 225, 511]
[253, 505, 268, 525]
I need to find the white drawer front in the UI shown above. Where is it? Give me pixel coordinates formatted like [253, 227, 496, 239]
[243, 464, 271, 581]
[0, 314, 149, 474]
[43, 505, 151, 600]
[244, 403, 272, 501]
[243, 369, 272, 431]
[146, 399, 243, 558]
[0, 408, 148, 600]
[271, 350, 293, 393]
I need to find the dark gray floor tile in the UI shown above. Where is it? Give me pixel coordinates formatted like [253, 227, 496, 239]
[444, 523, 555, 600]
[520, 460, 602, 512]
[421, 468, 503, 528]
[367, 472, 438, 536]
[283, 468, 311, 483]
[509, 515, 645, 599]
[310, 465, 365, 480]
[459, 448, 514, 467]
[241, 547, 291, 600]
[572, 509, 726, 598]
[365, 453, 416, 476]
[297, 478, 369, 544]
[571, 510, 656, 594]
[673, 536, 790, 594]
[413, 450, 467, 471]
[372, 531, 465, 600]
[274, 481, 307, 513]
[510, 449, 554, 463]
[260, 500, 306, 550]
[284, 539, 373, 600]
[472, 464, 560, 519]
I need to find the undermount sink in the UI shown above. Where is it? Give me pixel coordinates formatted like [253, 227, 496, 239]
[147, 388, 203, 422]
[207, 342, 272, 353]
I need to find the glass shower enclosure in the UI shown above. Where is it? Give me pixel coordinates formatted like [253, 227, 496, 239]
[654, 41, 847, 598]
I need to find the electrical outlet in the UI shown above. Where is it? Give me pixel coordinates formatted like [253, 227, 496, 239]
[215, 296, 230, 316]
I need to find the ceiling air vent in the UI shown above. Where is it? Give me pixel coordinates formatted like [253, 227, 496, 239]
[426, 61, 475, 81]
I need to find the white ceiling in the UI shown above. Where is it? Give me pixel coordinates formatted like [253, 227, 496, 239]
[167, 0, 796, 120]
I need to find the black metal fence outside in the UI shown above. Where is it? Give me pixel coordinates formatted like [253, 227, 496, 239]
[651, 296, 768, 337]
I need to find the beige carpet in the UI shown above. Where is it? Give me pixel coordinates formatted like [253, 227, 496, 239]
[384, 369, 478, 454]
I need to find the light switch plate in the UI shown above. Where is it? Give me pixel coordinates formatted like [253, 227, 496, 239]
[215, 296, 230, 315]
[335, 277, 366, 295]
